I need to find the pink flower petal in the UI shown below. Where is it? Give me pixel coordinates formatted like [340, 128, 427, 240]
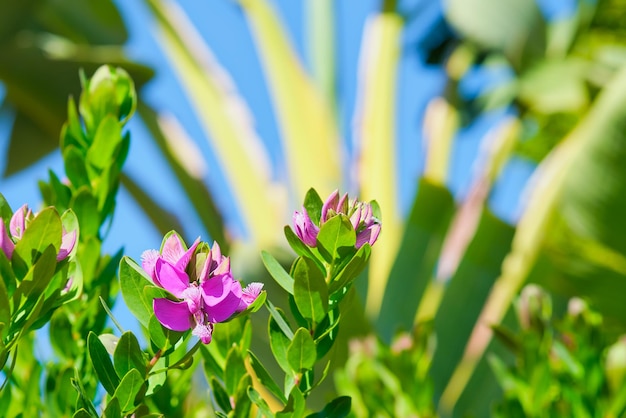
[238, 282, 264, 311]
[0, 222, 14, 260]
[57, 229, 77, 261]
[10, 204, 29, 239]
[192, 322, 214, 344]
[321, 190, 339, 222]
[155, 258, 190, 298]
[175, 237, 200, 272]
[153, 298, 192, 331]
[161, 234, 185, 265]
[293, 208, 319, 247]
[141, 249, 160, 283]
[202, 276, 242, 323]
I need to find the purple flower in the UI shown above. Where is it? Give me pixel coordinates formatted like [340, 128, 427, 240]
[349, 200, 382, 249]
[0, 204, 77, 261]
[292, 190, 382, 249]
[146, 237, 263, 344]
[0, 222, 14, 260]
[141, 234, 200, 286]
[293, 208, 319, 247]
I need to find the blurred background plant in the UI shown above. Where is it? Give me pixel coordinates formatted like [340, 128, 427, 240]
[2, 0, 626, 416]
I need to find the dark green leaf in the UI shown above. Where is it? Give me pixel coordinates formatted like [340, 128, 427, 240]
[277, 387, 306, 418]
[287, 328, 316, 372]
[284, 226, 325, 272]
[328, 243, 371, 295]
[232, 375, 252, 418]
[148, 313, 183, 352]
[248, 350, 288, 403]
[113, 369, 144, 411]
[63, 146, 90, 188]
[210, 377, 232, 413]
[303, 188, 323, 227]
[316, 215, 356, 266]
[71, 369, 99, 417]
[247, 387, 275, 416]
[224, 347, 246, 396]
[87, 331, 120, 395]
[113, 331, 146, 377]
[70, 189, 99, 238]
[269, 309, 293, 374]
[13, 207, 62, 266]
[119, 256, 155, 328]
[102, 397, 121, 418]
[266, 300, 294, 339]
[0, 273, 9, 339]
[293, 257, 328, 325]
[261, 250, 294, 294]
[306, 396, 352, 418]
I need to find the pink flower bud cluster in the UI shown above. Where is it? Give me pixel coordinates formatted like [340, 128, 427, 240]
[293, 190, 381, 249]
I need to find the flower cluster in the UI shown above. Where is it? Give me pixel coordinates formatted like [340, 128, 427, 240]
[293, 190, 381, 249]
[0, 204, 76, 261]
[142, 234, 263, 344]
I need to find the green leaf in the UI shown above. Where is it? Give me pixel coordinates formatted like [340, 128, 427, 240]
[50, 310, 77, 359]
[13, 207, 62, 266]
[293, 256, 328, 324]
[0, 193, 13, 221]
[247, 387, 275, 417]
[145, 370, 166, 397]
[287, 328, 316, 372]
[0, 250, 15, 298]
[376, 178, 455, 342]
[71, 369, 99, 417]
[232, 375, 253, 418]
[261, 250, 294, 294]
[87, 331, 120, 395]
[102, 397, 121, 418]
[303, 188, 323, 226]
[328, 243, 371, 296]
[316, 215, 356, 266]
[210, 377, 232, 413]
[12, 244, 57, 309]
[148, 313, 183, 352]
[306, 396, 352, 418]
[72, 409, 95, 418]
[119, 256, 155, 328]
[248, 350, 288, 403]
[268, 309, 293, 374]
[70, 189, 100, 238]
[113, 369, 144, 412]
[284, 225, 325, 271]
[266, 300, 294, 339]
[63, 145, 90, 188]
[224, 347, 246, 396]
[113, 331, 146, 377]
[0, 274, 9, 340]
[277, 386, 306, 418]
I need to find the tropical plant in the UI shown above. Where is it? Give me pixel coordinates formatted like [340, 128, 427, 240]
[3, 0, 626, 416]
